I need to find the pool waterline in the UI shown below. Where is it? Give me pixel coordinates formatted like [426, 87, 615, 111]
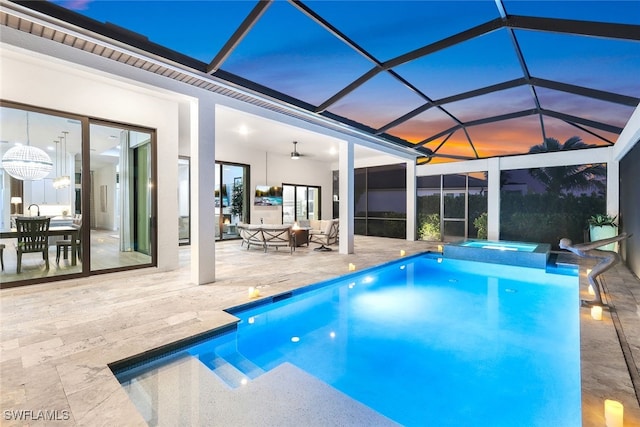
[113, 252, 580, 426]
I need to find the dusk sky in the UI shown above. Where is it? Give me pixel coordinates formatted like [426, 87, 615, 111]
[53, 0, 640, 163]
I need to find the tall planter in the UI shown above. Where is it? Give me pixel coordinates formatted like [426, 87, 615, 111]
[590, 225, 618, 251]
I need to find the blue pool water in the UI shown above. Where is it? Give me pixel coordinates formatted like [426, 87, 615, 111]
[115, 254, 581, 426]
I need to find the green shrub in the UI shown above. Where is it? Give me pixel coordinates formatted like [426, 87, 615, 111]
[500, 192, 604, 248]
[418, 213, 441, 241]
[473, 212, 488, 239]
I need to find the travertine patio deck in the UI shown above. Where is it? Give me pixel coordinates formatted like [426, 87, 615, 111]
[1, 236, 639, 426]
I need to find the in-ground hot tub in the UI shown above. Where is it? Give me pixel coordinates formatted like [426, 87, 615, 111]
[444, 239, 551, 269]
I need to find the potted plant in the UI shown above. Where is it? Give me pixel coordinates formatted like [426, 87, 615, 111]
[231, 180, 244, 223]
[587, 214, 618, 251]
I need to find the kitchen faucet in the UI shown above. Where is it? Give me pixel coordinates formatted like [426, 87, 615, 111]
[27, 204, 40, 216]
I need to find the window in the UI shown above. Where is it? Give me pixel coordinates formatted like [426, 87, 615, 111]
[282, 184, 320, 224]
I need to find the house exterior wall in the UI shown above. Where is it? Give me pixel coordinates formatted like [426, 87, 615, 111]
[620, 140, 640, 276]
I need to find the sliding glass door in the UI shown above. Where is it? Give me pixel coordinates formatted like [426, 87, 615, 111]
[178, 157, 190, 245]
[282, 183, 320, 224]
[89, 122, 155, 271]
[215, 161, 249, 240]
[0, 102, 157, 287]
[0, 105, 82, 285]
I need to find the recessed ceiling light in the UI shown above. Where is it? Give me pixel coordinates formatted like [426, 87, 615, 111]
[329, 147, 337, 155]
[238, 125, 249, 136]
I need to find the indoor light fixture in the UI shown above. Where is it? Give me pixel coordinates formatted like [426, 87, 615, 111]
[290, 141, 300, 160]
[10, 196, 22, 214]
[57, 131, 70, 188]
[2, 111, 53, 180]
[53, 138, 62, 189]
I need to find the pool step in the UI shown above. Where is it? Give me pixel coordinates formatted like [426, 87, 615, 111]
[206, 352, 265, 389]
[223, 352, 265, 379]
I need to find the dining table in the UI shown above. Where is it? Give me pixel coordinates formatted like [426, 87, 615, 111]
[0, 226, 80, 266]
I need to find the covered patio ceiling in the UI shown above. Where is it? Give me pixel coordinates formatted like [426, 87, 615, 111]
[16, 0, 640, 164]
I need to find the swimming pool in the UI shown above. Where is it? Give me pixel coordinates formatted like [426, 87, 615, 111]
[114, 253, 580, 426]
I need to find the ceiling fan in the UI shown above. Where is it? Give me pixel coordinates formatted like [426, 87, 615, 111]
[290, 141, 303, 160]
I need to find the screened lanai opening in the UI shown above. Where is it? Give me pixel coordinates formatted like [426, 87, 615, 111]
[22, 0, 639, 164]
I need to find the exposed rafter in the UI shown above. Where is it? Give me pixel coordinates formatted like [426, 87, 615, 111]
[418, 125, 463, 147]
[563, 121, 616, 145]
[462, 127, 480, 159]
[531, 78, 640, 107]
[289, 0, 382, 66]
[506, 15, 640, 41]
[206, 0, 272, 74]
[315, 66, 383, 113]
[384, 18, 504, 70]
[435, 78, 528, 107]
[315, 18, 503, 113]
[541, 109, 624, 134]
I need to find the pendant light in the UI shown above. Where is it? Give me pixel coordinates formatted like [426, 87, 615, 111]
[58, 131, 70, 188]
[53, 138, 62, 189]
[2, 111, 53, 180]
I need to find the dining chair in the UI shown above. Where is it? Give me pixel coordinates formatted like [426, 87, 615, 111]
[15, 216, 51, 274]
[56, 215, 82, 264]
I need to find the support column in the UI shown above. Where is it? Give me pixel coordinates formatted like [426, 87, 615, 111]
[606, 158, 619, 219]
[406, 160, 417, 241]
[339, 140, 354, 254]
[191, 100, 216, 284]
[487, 157, 501, 240]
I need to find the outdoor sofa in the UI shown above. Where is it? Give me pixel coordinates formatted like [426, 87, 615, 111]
[237, 223, 295, 253]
